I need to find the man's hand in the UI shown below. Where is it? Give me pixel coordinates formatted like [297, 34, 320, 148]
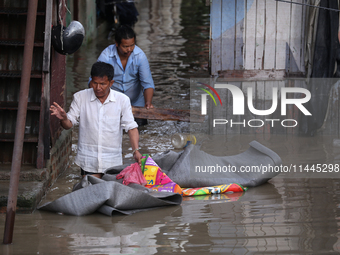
[50, 102, 67, 120]
[128, 128, 141, 164]
[133, 150, 142, 165]
[145, 101, 154, 110]
[50, 102, 73, 129]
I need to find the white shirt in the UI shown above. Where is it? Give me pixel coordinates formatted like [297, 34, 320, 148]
[67, 88, 138, 173]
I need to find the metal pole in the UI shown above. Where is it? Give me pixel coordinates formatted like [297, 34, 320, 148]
[3, 0, 39, 244]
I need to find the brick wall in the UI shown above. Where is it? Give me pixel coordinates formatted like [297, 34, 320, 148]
[46, 129, 72, 188]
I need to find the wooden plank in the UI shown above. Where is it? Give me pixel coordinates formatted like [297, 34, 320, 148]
[263, 80, 277, 137]
[285, 80, 295, 135]
[263, 0, 277, 69]
[254, 81, 265, 134]
[275, 0, 291, 70]
[228, 81, 242, 134]
[255, 0, 265, 69]
[0, 133, 38, 143]
[42, 0, 52, 73]
[265, 80, 277, 134]
[37, 0, 52, 168]
[289, 0, 303, 73]
[210, 0, 222, 75]
[271, 80, 286, 134]
[292, 79, 306, 135]
[221, 0, 235, 70]
[299, 0, 306, 74]
[235, 0, 245, 70]
[219, 69, 286, 79]
[212, 83, 228, 135]
[132, 106, 205, 123]
[244, 0, 257, 70]
[242, 81, 256, 134]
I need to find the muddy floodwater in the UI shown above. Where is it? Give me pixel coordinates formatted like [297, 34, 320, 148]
[2, 0, 340, 254]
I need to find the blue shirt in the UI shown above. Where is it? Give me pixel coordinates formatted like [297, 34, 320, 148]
[97, 44, 155, 107]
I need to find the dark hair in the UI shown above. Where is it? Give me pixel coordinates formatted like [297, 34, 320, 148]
[115, 25, 136, 45]
[91, 62, 114, 80]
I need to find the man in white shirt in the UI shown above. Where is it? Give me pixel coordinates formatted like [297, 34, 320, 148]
[50, 62, 142, 178]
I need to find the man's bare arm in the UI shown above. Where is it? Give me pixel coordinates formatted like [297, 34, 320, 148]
[128, 127, 142, 164]
[50, 102, 73, 130]
[143, 88, 154, 109]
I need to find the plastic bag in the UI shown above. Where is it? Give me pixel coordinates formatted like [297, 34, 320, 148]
[116, 162, 147, 186]
[141, 154, 173, 187]
[149, 182, 183, 195]
[182, 183, 247, 196]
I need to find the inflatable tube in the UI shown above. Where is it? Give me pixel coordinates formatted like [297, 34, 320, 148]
[153, 140, 282, 188]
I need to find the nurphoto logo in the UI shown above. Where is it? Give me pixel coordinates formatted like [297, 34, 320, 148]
[197, 81, 312, 129]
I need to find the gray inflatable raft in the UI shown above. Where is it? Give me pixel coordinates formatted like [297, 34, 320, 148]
[105, 140, 282, 188]
[39, 140, 281, 216]
[157, 140, 282, 188]
[38, 175, 182, 216]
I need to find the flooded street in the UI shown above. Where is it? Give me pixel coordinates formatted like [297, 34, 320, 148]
[2, 0, 340, 254]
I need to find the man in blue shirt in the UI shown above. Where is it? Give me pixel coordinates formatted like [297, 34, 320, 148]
[96, 25, 155, 113]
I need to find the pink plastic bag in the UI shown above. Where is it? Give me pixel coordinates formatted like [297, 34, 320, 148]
[116, 162, 147, 186]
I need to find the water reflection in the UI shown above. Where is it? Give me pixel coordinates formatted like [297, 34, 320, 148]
[2, 177, 340, 254]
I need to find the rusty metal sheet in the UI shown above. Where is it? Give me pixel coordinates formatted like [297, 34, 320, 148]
[49, 1, 66, 147]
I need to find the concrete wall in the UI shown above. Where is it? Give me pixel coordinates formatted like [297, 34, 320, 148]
[64, 0, 98, 44]
[77, 0, 97, 44]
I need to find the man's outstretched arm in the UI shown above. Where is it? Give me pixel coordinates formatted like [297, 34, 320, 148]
[50, 102, 73, 130]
